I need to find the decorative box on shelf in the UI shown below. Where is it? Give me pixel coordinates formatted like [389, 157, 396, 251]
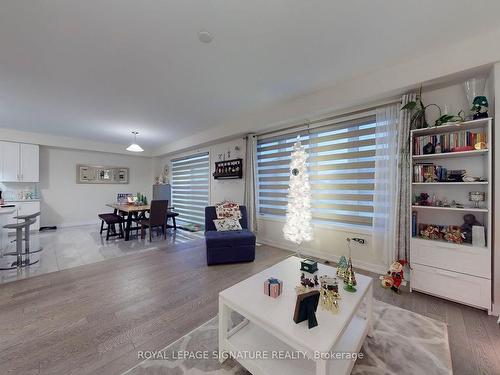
[213, 158, 243, 179]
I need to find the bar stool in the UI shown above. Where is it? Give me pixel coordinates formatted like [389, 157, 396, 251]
[14, 212, 43, 255]
[0, 219, 38, 270]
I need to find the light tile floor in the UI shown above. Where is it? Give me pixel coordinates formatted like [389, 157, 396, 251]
[0, 224, 203, 284]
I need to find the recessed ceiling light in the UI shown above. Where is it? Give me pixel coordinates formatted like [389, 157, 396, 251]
[126, 131, 144, 152]
[198, 30, 213, 44]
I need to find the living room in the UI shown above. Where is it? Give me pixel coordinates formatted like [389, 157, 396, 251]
[1, 1, 500, 374]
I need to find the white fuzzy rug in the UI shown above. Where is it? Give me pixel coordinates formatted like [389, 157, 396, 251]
[125, 300, 452, 375]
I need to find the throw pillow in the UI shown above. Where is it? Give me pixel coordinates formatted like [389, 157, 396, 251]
[215, 201, 242, 220]
[213, 218, 242, 232]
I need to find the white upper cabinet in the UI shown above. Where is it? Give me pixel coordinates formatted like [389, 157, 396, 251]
[2, 141, 21, 182]
[20, 143, 39, 182]
[0, 141, 39, 182]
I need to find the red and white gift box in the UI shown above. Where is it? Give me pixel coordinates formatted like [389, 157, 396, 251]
[264, 278, 283, 298]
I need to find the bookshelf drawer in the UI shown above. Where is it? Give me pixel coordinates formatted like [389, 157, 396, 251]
[411, 264, 490, 310]
[411, 239, 490, 279]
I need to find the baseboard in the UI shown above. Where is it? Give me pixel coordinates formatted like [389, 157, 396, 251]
[257, 236, 387, 275]
[48, 220, 99, 229]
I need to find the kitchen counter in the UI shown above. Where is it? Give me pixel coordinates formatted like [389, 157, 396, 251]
[0, 205, 16, 252]
[0, 206, 16, 214]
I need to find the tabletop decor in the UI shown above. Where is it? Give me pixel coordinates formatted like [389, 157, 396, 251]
[343, 238, 357, 293]
[300, 258, 318, 273]
[320, 288, 341, 314]
[319, 275, 341, 313]
[336, 255, 348, 278]
[264, 277, 283, 298]
[293, 289, 320, 329]
[343, 258, 357, 292]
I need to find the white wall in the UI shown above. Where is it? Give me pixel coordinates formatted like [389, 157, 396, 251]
[153, 137, 247, 206]
[39, 146, 153, 227]
[154, 27, 500, 157]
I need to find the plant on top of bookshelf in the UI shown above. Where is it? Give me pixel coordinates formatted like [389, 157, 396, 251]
[402, 86, 469, 129]
[401, 86, 442, 129]
[434, 110, 465, 126]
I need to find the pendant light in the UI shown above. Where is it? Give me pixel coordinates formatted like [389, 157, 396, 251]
[126, 131, 144, 152]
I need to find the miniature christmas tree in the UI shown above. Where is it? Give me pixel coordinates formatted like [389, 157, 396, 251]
[343, 257, 357, 293]
[336, 255, 348, 278]
[283, 137, 313, 254]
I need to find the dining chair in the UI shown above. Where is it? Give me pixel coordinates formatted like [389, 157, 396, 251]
[140, 200, 168, 241]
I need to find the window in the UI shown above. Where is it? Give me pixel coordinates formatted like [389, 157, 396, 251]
[171, 152, 210, 227]
[257, 115, 376, 228]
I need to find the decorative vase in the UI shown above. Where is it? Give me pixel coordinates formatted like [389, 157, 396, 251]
[463, 77, 486, 119]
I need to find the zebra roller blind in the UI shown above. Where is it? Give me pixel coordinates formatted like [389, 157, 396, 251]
[171, 152, 210, 227]
[257, 114, 376, 228]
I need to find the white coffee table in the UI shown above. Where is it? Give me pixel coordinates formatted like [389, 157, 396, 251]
[219, 256, 373, 375]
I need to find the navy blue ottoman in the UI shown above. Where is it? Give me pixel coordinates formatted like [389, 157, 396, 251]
[205, 206, 256, 266]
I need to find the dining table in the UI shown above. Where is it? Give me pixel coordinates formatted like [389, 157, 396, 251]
[106, 203, 178, 241]
[106, 203, 150, 241]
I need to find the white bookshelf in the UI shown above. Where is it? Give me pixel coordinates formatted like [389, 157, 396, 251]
[409, 118, 492, 313]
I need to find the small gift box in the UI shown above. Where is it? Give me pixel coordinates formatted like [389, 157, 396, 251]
[264, 277, 283, 298]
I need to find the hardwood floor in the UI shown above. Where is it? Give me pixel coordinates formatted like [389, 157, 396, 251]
[0, 239, 499, 375]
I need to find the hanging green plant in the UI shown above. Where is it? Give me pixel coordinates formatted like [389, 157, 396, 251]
[401, 86, 442, 129]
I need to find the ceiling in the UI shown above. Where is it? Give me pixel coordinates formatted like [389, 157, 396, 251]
[1, 0, 499, 152]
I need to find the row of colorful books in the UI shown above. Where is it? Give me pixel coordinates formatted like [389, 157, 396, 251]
[413, 130, 486, 155]
[413, 163, 448, 183]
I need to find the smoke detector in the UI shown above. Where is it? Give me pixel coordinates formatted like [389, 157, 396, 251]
[198, 30, 213, 44]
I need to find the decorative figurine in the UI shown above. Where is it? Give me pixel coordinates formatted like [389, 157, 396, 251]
[471, 96, 489, 120]
[343, 257, 357, 293]
[444, 226, 466, 244]
[336, 256, 348, 278]
[320, 288, 341, 314]
[415, 193, 430, 206]
[300, 273, 316, 288]
[461, 214, 481, 244]
[420, 224, 443, 240]
[423, 142, 435, 155]
[319, 276, 338, 293]
[423, 170, 438, 183]
[469, 191, 486, 208]
[381, 260, 406, 293]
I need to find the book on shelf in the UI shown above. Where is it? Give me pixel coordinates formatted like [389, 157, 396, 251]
[413, 163, 448, 183]
[413, 130, 486, 155]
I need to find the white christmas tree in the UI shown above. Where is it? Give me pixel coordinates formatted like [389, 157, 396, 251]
[283, 137, 313, 249]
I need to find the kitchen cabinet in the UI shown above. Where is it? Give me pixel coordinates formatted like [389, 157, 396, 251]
[20, 144, 39, 182]
[1, 141, 20, 182]
[0, 141, 39, 182]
